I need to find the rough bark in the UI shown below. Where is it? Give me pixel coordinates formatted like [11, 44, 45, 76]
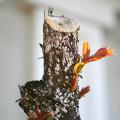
[18, 9, 81, 120]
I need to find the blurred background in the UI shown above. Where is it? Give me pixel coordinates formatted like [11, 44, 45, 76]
[0, 0, 120, 120]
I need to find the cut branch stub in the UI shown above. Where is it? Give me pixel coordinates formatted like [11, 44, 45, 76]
[18, 11, 81, 120]
[43, 13, 81, 120]
[43, 13, 80, 86]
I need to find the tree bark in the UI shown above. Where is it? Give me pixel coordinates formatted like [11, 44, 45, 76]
[18, 10, 81, 120]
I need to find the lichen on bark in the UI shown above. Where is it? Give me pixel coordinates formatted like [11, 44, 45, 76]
[17, 9, 81, 120]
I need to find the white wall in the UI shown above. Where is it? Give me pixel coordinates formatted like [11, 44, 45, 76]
[0, 1, 34, 120]
[104, 17, 120, 120]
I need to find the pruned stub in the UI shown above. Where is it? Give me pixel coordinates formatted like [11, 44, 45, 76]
[18, 13, 81, 120]
[42, 14, 81, 120]
[43, 21, 79, 87]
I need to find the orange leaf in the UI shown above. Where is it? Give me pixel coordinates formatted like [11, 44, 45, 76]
[79, 86, 90, 98]
[84, 48, 113, 63]
[94, 48, 113, 56]
[82, 40, 90, 60]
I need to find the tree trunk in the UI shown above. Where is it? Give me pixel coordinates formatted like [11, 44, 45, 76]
[18, 10, 81, 120]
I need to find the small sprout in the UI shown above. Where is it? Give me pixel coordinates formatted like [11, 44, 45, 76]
[79, 86, 90, 99]
[39, 43, 44, 50]
[70, 40, 113, 92]
[69, 63, 84, 92]
[15, 99, 21, 102]
[38, 57, 44, 59]
[69, 73, 77, 92]
[78, 74, 83, 79]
